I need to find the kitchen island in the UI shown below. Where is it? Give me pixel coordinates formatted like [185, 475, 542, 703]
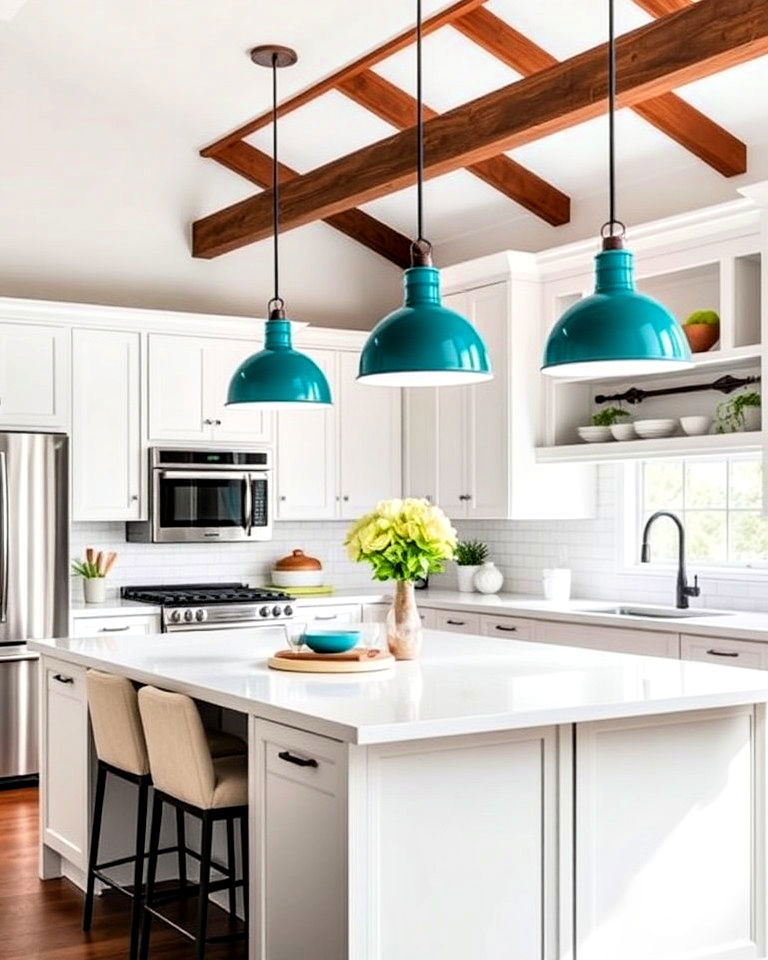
[31, 627, 768, 960]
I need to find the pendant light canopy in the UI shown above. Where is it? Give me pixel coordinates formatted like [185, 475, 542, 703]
[227, 45, 331, 409]
[541, 0, 691, 380]
[357, 0, 491, 387]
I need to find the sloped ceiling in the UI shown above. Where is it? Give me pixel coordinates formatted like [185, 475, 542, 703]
[1, 0, 767, 328]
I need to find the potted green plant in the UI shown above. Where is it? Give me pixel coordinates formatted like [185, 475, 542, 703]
[72, 547, 117, 604]
[683, 309, 720, 353]
[591, 407, 630, 427]
[715, 390, 761, 434]
[345, 498, 456, 659]
[578, 407, 632, 443]
[454, 539, 489, 593]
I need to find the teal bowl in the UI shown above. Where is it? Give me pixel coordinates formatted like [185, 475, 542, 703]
[303, 628, 360, 654]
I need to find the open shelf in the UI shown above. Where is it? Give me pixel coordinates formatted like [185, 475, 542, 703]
[536, 431, 763, 464]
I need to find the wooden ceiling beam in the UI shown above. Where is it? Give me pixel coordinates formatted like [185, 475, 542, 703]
[200, 0, 488, 156]
[454, 5, 746, 177]
[633, 0, 692, 16]
[211, 140, 412, 268]
[193, 0, 768, 259]
[337, 71, 570, 226]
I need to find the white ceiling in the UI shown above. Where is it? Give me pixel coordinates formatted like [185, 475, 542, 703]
[1, 0, 767, 327]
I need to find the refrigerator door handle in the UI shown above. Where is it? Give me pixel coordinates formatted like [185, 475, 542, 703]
[0, 451, 9, 624]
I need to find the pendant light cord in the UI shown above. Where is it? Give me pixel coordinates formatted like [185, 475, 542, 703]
[412, 0, 432, 266]
[269, 53, 284, 315]
[601, 0, 625, 245]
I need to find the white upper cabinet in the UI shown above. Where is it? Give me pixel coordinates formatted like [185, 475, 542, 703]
[403, 260, 595, 520]
[72, 328, 143, 521]
[276, 348, 338, 520]
[148, 334, 272, 445]
[0, 322, 69, 430]
[338, 350, 401, 519]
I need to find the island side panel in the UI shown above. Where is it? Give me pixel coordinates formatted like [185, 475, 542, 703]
[575, 704, 766, 960]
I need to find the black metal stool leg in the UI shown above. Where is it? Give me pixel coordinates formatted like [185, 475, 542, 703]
[139, 792, 164, 960]
[226, 817, 237, 916]
[128, 778, 149, 960]
[83, 761, 108, 932]
[195, 814, 213, 960]
[175, 806, 187, 891]
[240, 813, 249, 928]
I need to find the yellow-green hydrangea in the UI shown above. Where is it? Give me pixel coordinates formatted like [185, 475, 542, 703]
[345, 498, 457, 582]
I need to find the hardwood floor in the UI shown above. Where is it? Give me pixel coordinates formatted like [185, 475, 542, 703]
[0, 787, 245, 960]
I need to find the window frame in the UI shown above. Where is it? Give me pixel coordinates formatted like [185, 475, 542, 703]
[620, 456, 768, 581]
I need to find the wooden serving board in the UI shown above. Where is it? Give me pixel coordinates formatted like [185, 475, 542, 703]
[268, 651, 395, 673]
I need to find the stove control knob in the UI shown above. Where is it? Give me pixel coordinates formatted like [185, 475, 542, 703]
[169, 609, 181, 623]
[183, 609, 195, 623]
[259, 605, 270, 618]
[272, 605, 283, 618]
[284, 604, 293, 617]
[195, 609, 207, 622]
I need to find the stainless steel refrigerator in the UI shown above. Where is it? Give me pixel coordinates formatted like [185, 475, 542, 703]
[0, 433, 68, 781]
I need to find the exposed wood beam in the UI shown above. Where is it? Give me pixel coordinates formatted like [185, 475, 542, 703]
[633, 0, 692, 15]
[337, 71, 569, 226]
[454, 5, 746, 177]
[212, 140, 411, 269]
[200, 0, 488, 156]
[193, 0, 768, 259]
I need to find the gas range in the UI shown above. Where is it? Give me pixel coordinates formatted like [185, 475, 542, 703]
[121, 583, 295, 632]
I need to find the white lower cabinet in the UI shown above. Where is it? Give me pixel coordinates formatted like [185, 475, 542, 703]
[70, 613, 161, 637]
[681, 633, 768, 669]
[294, 604, 362, 626]
[535, 620, 680, 658]
[430, 608, 482, 635]
[41, 658, 89, 869]
[0, 321, 69, 429]
[72, 328, 143, 521]
[576, 707, 761, 960]
[480, 614, 536, 642]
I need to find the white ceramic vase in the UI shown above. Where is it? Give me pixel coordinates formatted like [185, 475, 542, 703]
[456, 564, 480, 593]
[83, 577, 106, 604]
[743, 406, 761, 432]
[473, 561, 503, 595]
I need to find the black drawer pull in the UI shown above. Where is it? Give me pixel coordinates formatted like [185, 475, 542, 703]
[446, 619, 465, 626]
[99, 625, 131, 632]
[278, 750, 318, 769]
[53, 674, 74, 684]
[495, 625, 517, 632]
[706, 649, 739, 658]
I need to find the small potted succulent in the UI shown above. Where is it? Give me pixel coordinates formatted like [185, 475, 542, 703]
[715, 390, 761, 434]
[454, 540, 489, 593]
[72, 547, 117, 604]
[683, 310, 720, 354]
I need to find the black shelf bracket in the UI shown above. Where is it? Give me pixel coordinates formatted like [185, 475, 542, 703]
[595, 374, 761, 406]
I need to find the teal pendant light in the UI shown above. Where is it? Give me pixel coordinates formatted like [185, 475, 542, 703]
[541, 0, 691, 380]
[358, 0, 492, 387]
[227, 45, 331, 409]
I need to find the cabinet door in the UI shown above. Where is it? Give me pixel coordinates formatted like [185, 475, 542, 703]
[0, 322, 69, 429]
[148, 334, 208, 442]
[436, 291, 470, 518]
[206, 338, 273, 444]
[467, 283, 509, 519]
[42, 660, 89, 869]
[252, 719, 348, 960]
[71, 614, 161, 637]
[338, 350, 401, 519]
[402, 387, 438, 503]
[72, 329, 142, 521]
[276, 349, 337, 520]
[576, 707, 760, 960]
[536, 620, 680, 658]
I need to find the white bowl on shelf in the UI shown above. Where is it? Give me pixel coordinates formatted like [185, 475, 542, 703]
[679, 415, 712, 436]
[634, 418, 677, 439]
[577, 426, 613, 443]
[609, 422, 636, 441]
[271, 569, 325, 587]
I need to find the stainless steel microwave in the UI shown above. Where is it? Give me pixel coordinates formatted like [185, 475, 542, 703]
[126, 448, 273, 543]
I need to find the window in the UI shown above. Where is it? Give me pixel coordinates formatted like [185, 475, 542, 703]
[638, 455, 768, 568]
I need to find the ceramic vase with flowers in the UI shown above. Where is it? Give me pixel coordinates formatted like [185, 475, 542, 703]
[345, 498, 457, 660]
[71, 547, 118, 604]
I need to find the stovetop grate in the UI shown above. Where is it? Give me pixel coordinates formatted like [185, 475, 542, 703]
[121, 582, 291, 606]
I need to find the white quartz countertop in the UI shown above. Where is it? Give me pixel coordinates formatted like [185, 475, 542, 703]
[30, 628, 768, 745]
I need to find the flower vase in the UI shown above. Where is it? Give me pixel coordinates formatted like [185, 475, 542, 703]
[386, 581, 423, 660]
[83, 578, 106, 604]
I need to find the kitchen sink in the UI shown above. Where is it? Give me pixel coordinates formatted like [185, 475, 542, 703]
[580, 605, 730, 620]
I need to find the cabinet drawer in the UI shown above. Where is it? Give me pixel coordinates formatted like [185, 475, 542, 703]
[537, 621, 679, 658]
[71, 614, 161, 637]
[480, 615, 535, 642]
[295, 604, 362, 625]
[431, 610, 481, 634]
[46, 662, 86, 697]
[681, 634, 767, 670]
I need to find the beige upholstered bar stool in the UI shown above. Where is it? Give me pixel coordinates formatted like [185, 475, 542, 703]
[84, 670, 245, 960]
[137, 685, 248, 960]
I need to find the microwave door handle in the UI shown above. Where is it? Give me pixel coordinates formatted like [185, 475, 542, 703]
[159, 470, 246, 481]
[243, 475, 253, 536]
[0, 452, 7, 623]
